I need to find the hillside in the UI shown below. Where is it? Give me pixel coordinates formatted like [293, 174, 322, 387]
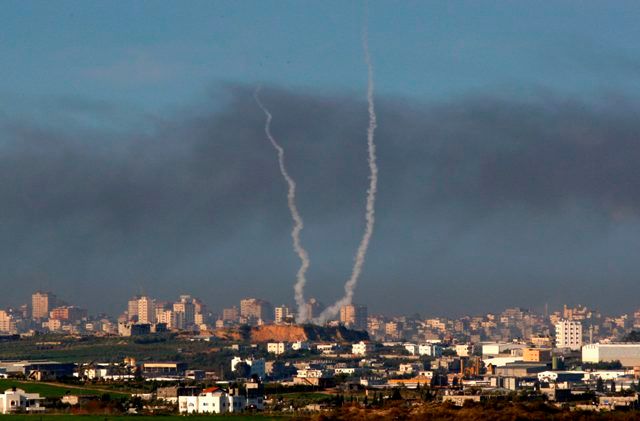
[212, 324, 369, 343]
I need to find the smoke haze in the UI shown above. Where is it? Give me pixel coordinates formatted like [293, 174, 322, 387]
[2, 87, 640, 315]
[254, 87, 311, 323]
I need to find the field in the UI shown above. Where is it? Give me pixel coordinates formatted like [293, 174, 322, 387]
[0, 379, 129, 398]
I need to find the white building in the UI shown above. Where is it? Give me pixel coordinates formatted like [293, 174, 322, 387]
[399, 363, 422, 375]
[291, 341, 309, 351]
[267, 342, 286, 355]
[0, 388, 44, 414]
[419, 344, 443, 357]
[555, 320, 582, 350]
[455, 344, 472, 357]
[352, 341, 374, 356]
[179, 387, 232, 414]
[404, 343, 418, 355]
[482, 342, 527, 356]
[582, 343, 640, 367]
[230, 357, 265, 378]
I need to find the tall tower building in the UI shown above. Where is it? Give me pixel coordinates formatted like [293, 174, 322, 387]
[127, 296, 140, 322]
[555, 319, 583, 350]
[274, 305, 293, 324]
[240, 298, 273, 322]
[137, 296, 156, 324]
[32, 291, 57, 320]
[340, 304, 368, 331]
[173, 296, 195, 330]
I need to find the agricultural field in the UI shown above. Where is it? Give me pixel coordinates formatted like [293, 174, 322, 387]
[0, 379, 129, 398]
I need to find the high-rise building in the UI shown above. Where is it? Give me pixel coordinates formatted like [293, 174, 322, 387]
[340, 304, 368, 331]
[0, 310, 16, 333]
[240, 298, 273, 322]
[49, 306, 87, 322]
[555, 319, 583, 350]
[127, 297, 140, 322]
[32, 291, 57, 320]
[305, 298, 324, 320]
[222, 307, 239, 322]
[173, 296, 195, 330]
[274, 305, 293, 324]
[137, 296, 156, 324]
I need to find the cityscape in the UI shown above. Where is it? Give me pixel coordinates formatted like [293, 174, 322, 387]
[1, 291, 640, 418]
[4, 1, 640, 420]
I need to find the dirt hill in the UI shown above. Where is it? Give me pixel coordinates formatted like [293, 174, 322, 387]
[212, 324, 368, 343]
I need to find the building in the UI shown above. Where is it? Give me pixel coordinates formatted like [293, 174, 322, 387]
[127, 296, 140, 322]
[0, 311, 16, 333]
[173, 297, 195, 330]
[222, 307, 239, 322]
[582, 343, 640, 367]
[0, 388, 44, 414]
[141, 362, 187, 379]
[305, 298, 324, 320]
[274, 305, 293, 324]
[555, 320, 582, 350]
[419, 343, 443, 357]
[267, 342, 287, 355]
[230, 357, 265, 378]
[340, 304, 368, 331]
[49, 306, 87, 322]
[352, 341, 374, 356]
[179, 387, 230, 414]
[240, 298, 273, 322]
[32, 291, 57, 320]
[522, 348, 552, 362]
[482, 343, 527, 356]
[137, 296, 156, 324]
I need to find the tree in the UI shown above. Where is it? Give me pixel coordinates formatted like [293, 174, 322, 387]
[233, 362, 251, 379]
[596, 377, 605, 393]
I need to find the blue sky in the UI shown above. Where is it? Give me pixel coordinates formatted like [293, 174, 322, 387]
[5, 1, 640, 111]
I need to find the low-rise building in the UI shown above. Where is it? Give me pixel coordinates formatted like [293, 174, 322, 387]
[0, 388, 44, 414]
[352, 341, 374, 356]
[267, 342, 286, 355]
[582, 343, 640, 367]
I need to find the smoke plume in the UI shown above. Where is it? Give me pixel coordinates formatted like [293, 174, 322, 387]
[315, 8, 378, 323]
[254, 87, 312, 323]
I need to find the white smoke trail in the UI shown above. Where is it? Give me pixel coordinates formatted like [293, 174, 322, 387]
[315, 7, 378, 323]
[254, 87, 311, 323]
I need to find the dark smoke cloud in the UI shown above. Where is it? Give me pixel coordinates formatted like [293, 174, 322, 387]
[1, 85, 639, 315]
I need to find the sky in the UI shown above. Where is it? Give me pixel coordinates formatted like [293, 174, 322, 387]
[2, 1, 640, 317]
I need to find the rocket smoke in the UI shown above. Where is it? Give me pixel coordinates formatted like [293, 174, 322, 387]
[254, 87, 312, 323]
[316, 9, 378, 323]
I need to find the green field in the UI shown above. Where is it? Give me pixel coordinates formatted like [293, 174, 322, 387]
[0, 379, 128, 398]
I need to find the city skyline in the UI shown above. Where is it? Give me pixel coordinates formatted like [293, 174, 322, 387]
[3, 2, 640, 315]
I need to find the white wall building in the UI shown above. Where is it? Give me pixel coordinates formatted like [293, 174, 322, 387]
[352, 341, 374, 356]
[419, 344, 443, 357]
[582, 343, 640, 367]
[230, 357, 265, 378]
[482, 342, 527, 356]
[0, 388, 44, 414]
[555, 320, 582, 350]
[179, 387, 232, 414]
[267, 342, 286, 355]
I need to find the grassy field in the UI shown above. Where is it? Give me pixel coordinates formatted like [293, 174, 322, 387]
[0, 379, 129, 398]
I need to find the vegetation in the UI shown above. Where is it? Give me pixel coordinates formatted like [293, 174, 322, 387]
[0, 379, 128, 398]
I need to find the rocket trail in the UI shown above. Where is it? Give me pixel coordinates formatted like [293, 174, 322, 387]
[316, 6, 378, 323]
[254, 87, 312, 324]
